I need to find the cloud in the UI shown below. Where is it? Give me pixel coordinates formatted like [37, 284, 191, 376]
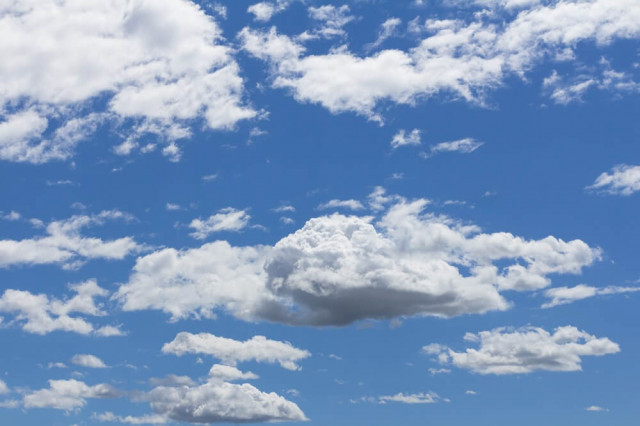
[423, 326, 620, 375]
[23, 379, 120, 411]
[391, 129, 421, 149]
[465, 390, 477, 395]
[317, 199, 365, 210]
[424, 138, 483, 158]
[188, 208, 251, 239]
[356, 391, 442, 404]
[0, 280, 113, 335]
[586, 405, 608, 412]
[307, 5, 354, 39]
[247, 1, 293, 22]
[146, 381, 307, 423]
[94, 325, 127, 337]
[0, 380, 8, 395]
[116, 191, 600, 326]
[71, 354, 108, 369]
[542, 284, 640, 308]
[587, 164, 640, 195]
[0, 210, 141, 269]
[0, 0, 255, 163]
[366, 18, 402, 51]
[162, 333, 310, 371]
[93, 412, 168, 424]
[240, 0, 640, 119]
[208, 364, 259, 382]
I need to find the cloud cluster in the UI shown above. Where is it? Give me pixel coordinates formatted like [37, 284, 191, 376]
[423, 326, 620, 375]
[0, 280, 119, 335]
[116, 190, 599, 326]
[0, 0, 255, 163]
[240, 0, 640, 119]
[0, 210, 141, 269]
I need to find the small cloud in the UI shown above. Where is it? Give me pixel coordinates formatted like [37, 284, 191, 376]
[391, 129, 421, 149]
[71, 354, 108, 369]
[465, 390, 477, 395]
[586, 406, 608, 412]
[423, 138, 483, 158]
[317, 199, 364, 210]
[166, 203, 182, 211]
[202, 173, 219, 182]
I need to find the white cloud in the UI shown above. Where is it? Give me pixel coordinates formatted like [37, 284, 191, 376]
[247, 0, 292, 22]
[391, 129, 421, 149]
[240, 0, 640, 119]
[307, 5, 354, 39]
[366, 18, 402, 51]
[0, 0, 255, 163]
[542, 284, 640, 308]
[0, 380, 8, 395]
[188, 208, 251, 239]
[165, 203, 181, 211]
[208, 364, 259, 382]
[146, 381, 307, 423]
[0, 210, 141, 269]
[428, 368, 451, 375]
[465, 390, 477, 395]
[95, 325, 127, 337]
[162, 333, 310, 371]
[586, 405, 608, 412]
[149, 375, 196, 388]
[23, 379, 120, 411]
[93, 412, 168, 424]
[425, 138, 483, 158]
[587, 164, 640, 195]
[317, 199, 365, 210]
[379, 392, 441, 404]
[0, 280, 111, 335]
[423, 326, 620, 375]
[116, 191, 600, 326]
[71, 354, 108, 369]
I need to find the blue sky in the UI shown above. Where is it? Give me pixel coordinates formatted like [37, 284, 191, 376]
[1, 0, 639, 424]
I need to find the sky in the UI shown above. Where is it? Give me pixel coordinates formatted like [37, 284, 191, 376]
[0, 0, 639, 424]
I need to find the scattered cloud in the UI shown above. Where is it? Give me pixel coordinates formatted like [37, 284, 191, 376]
[587, 164, 640, 195]
[391, 129, 421, 149]
[0, 280, 112, 335]
[188, 208, 251, 239]
[586, 405, 609, 412]
[23, 379, 120, 411]
[542, 284, 640, 308]
[71, 354, 108, 369]
[423, 326, 620, 375]
[162, 333, 310, 371]
[317, 199, 365, 210]
[0, 210, 141, 269]
[423, 138, 483, 158]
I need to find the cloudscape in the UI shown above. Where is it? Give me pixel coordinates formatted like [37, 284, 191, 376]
[0, 1, 639, 424]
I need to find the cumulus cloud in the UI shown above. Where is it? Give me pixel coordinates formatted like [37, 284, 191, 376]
[587, 164, 640, 195]
[542, 284, 640, 308]
[0, 0, 255, 163]
[0, 210, 141, 269]
[93, 412, 168, 424]
[23, 379, 120, 411]
[366, 18, 402, 51]
[423, 326, 620, 375]
[71, 354, 108, 369]
[188, 208, 251, 239]
[240, 0, 640, 119]
[208, 364, 259, 382]
[146, 381, 307, 423]
[307, 5, 354, 39]
[116, 190, 600, 326]
[0, 280, 113, 335]
[391, 129, 421, 149]
[162, 333, 310, 371]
